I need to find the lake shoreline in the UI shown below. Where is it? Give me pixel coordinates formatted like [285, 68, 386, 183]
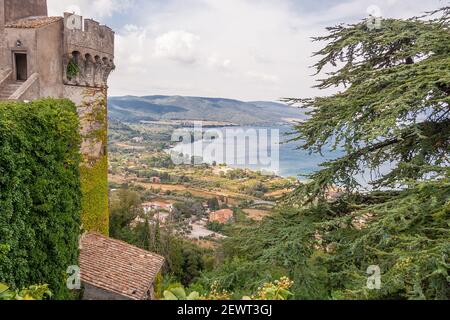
[166, 125, 341, 179]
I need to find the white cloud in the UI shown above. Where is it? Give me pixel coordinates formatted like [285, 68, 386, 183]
[245, 71, 280, 84]
[48, 0, 445, 101]
[92, 0, 132, 17]
[207, 55, 232, 70]
[154, 31, 200, 64]
[47, 0, 132, 18]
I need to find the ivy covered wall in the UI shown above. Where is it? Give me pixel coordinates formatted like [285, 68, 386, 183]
[0, 99, 82, 299]
[80, 155, 109, 235]
[65, 86, 109, 235]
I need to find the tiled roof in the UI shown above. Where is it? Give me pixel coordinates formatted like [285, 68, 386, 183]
[142, 201, 173, 209]
[209, 209, 234, 224]
[5, 16, 63, 29]
[79, 233, 165, 300]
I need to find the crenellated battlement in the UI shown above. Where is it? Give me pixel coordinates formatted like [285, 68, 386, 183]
[64, 13, 114, 56]
[63, 13, 115, 88]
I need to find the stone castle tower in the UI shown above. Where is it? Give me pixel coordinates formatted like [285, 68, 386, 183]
[0, 0, 114, 235]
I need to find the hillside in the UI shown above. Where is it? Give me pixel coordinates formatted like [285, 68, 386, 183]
[108, 95, 306, 125]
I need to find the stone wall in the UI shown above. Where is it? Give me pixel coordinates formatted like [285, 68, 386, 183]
[36, 20, 64, 97]
[63, 13, 115, 88]
[0, 0, 5, 67]
[64, 16, 114, 55]
[3, 27, 38, 77]
[61, 14, 114, 236]
[61, 15, 113, 235]
[3, 0, 47, 23]
[63, 51, 115, 88]
[65, 85, 109, 235]
[82, 283, 131, 301]
[9, 72, 39, 100]
[4, 19, 64, 97]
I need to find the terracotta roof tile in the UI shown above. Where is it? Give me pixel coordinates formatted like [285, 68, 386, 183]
[209, 209, 234, 224]
[5, 16, 63, 29]
[79, 233, 165, 300]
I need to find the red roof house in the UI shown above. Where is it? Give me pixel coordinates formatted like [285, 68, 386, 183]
[209, 209, 234, 224]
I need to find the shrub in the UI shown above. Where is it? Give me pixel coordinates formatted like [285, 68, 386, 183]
[0, 283, 52, 300]
[0, 99, 82, 299]
[162, 277, 294, 300]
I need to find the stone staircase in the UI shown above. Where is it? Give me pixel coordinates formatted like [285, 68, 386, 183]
[0, 82, 22, 100]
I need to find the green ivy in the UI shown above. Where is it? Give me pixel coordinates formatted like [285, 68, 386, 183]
[0, 99, 82, 299]
[80, 156, 109, 235]
[66, 60, 80, 80]
[78, 88, 109, 235]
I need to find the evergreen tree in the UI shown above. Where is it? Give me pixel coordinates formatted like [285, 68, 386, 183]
[109, 189, 141, 240]
[202, 7, 450, 300]
[285, 6, 450, 199]
[134, 218, 152, 251]
[282, 6, 450, 299]
[208, 198, 220, 211]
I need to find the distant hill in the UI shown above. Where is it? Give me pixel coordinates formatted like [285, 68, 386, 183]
[108, 95, 306, 125]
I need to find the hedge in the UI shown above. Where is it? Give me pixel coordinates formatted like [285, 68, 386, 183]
[0, 99, 82, 299]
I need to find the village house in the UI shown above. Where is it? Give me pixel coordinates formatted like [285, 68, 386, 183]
[209, 208, 234, 224]
[133, 211, 171, 228]
[131, 136, 144, 143]
[142, 201, 174, 214]
[79, 233, 165, 300]
[154, 211, 170, 224]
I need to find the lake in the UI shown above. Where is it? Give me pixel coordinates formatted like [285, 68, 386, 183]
[170, 126, 342, 179]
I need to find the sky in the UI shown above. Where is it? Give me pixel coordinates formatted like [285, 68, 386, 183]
[47, 0, 447, 101]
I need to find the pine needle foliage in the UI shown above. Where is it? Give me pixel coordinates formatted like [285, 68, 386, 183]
[203, 7, 450, 300]
[284, 6, 450, 200]
[283, 7, 450, 299]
